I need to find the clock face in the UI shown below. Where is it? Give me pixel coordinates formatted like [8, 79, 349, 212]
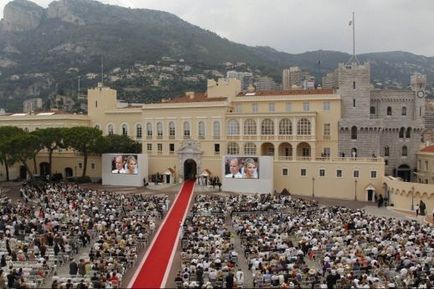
[417, 90, 424, 98]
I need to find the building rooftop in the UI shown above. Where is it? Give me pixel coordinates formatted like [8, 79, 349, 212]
[237, 88, 334, 97]
[420, 145, 434, 153]
[163, 92, 227, 104]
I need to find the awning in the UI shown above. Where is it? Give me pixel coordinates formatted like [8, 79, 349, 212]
[365, 184, 376, 191]
[199, 169, 211, 177]
[162, 168, 175, 175]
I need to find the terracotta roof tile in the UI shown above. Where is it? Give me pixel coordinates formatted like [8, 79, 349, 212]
[421, 145, 434, 153]
[238, 88, 335, 96]
[164, 93, 227, 103]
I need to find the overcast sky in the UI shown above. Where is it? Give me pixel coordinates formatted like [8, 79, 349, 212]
[1, 0, 433, 57]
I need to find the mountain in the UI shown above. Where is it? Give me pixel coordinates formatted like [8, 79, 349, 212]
[0, 0, 433, 112]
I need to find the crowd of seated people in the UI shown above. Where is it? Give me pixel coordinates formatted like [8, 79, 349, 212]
[0, 182, 168, 289]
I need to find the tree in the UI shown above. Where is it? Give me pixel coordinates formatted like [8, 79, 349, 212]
[0, 126, 25, 181]
[96, 134, 142, 154]
[32, 128, 67, 176]
[64, 127, 102, 177]
[7, 133, 41, 178]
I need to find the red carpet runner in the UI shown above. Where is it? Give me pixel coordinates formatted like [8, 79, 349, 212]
[129, 180, 195, 288]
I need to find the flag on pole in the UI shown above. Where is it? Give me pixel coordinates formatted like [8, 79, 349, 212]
[349, 20, 352, 26]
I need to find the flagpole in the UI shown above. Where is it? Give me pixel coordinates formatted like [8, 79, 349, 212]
[352, 12, 355, 62]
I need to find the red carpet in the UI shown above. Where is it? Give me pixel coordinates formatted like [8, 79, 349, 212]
[129, 180, 195, 288]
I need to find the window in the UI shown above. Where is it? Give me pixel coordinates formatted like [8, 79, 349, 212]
[353, 99, 356, 107]
[401, 106, 407, 116]
[244, 119, 257, 135]
[227, 119, 240, 135]
[323, 102, 330, 111]
[303, 102, 310, 112]
[336, 170, 342, 177]
[370, 171, 377, 178]
[351, 126, 357, 140]
[282, 168, 288, 176]
[169, 143, 175, 152]
[78, 163, 82, 169]
[370, 106, 375, 114]
[147, 143, 152, 151]
[214, 144, 220, 154]
[399, 127, 405, 138]
[169, 122, 176, 139]
[252, 103, 258, 113]
[353, 170, 359, 178]
[157, 143, 162, 153]
[261, 119, 274, 135]
[227, 142, 239, 155]
[323, 147, 330, 157]
[268, 103, 275, 112]
[244, 143, 257, 155]
[122, 124, 128, 136]
[95, 124, 101, 130]
[297, 118, 311, 135]
[402, 146, 408, 156]
[108, 124, 114, 135]
[235, 104, 242, 113]
[301, 169, 307, 176]
[95, 101, 98, 108]
[323, 123, 331, 138]
[425, 160, 429, 170]
[91, 163, 95, 169]
[136, 124, 142, 138]
[146, 123, 152, 138]
[387, 106, 392, 116]
[353, 81, 356, 89]
[213, 121, 221, 139]
[385, 160, 388, 166]
[279, 119, 292, 135]
[319, 169, 325, 177]
[157, 122, 163, 139]
[183, 121, 190, 138]
[384, 146, 389, 157]
[286, 103, 292, 112]
[406, 127, 411, 138]
[198, 121, 205, 139]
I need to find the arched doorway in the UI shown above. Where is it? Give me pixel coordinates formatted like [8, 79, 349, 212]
[184, 159, 197, 180]
[261, 143, 275, 156]
[351, 148, 358, 158]
[65, 167, 73, 178]
[296, 142, 311, 158]
[39, 162, 49, 176]
[397, 164, 411, 182]
[278, 143, 292, 159]
[19, 166, 27, 179]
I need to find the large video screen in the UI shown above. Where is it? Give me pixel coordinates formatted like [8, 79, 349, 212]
[224, 156, 259, 179]
[111, 154, 139, 175]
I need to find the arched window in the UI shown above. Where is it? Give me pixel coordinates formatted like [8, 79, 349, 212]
[227, 119, 240, 135]
[169, 122, 176, 139]
[261, 119, 274, 135]
[297, 118, 311, 135]
[402, 145, 408, 156]
[384, 146, 389, 157]
[387, 106, 392, 116]
[183, 121, 191, 138]
[399, 127, 405, 138]
[213, 121, 220, 139]
[351, 126, 357, 140]
[227, 142, 239, 155]
[244, 119, 257, 135]
[244, 143, 257, 155]
[136, 124, 142, 138]
[121, 124, 128, 136]
[370, 106, 375, 114]
[156, 122, 163, 138]
[279, 118, 292, 135]
[405, 127, 411, 138]
[198, 121, 205, 139]
[401, 106, 407, 116]
[146, 123, 152, 138]
[107, 124, 114, 135]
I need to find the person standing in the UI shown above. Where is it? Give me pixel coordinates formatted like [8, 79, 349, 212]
[415, 203, 420, 217]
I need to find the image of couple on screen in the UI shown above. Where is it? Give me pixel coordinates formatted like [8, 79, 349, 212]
[225, 157, 258, 179]
[112, 155, 138, 175]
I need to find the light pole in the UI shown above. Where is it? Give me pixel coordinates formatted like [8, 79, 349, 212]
[312, 176, 315, 199]
[354, 179, 358, 201]
[411, 186, 414, 211]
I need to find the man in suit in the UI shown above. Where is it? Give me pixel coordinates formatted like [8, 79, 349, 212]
[225, 158, 242, 178]
[112, 155, 126, 174]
